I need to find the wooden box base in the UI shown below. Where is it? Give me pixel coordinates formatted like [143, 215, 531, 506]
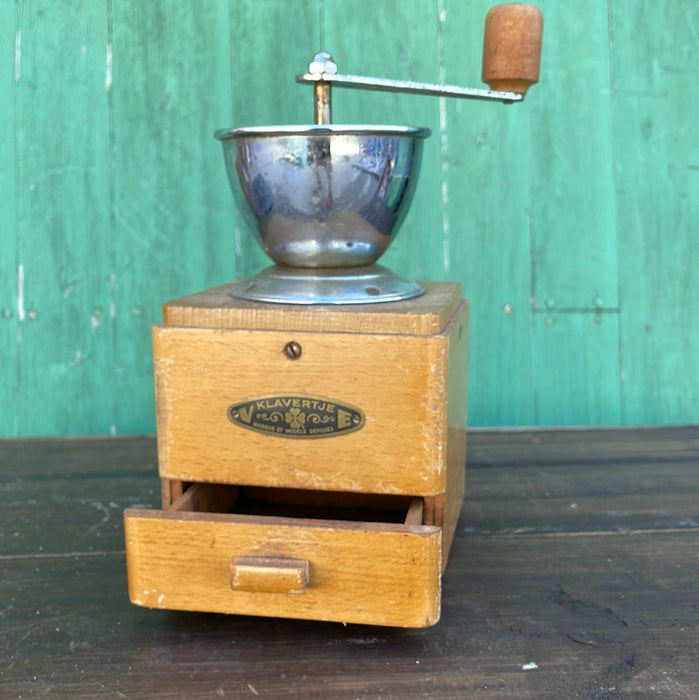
[125, 281, 468, 627]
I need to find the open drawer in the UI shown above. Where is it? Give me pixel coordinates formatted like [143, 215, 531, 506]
[124, 483, 443, 628]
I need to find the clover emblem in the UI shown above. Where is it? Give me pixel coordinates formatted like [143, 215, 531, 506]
[285, 407, 306, 429]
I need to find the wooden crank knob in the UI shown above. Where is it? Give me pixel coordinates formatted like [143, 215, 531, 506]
[482, 3, 543, 95]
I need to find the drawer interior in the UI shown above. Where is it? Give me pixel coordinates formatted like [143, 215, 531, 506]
[167, 481, 424, 527]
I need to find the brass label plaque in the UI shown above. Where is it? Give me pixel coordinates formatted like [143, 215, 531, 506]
[228, 394, 365, 439]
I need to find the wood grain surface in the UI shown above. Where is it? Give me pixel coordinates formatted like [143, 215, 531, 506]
[2, 427, 699, 697]
[162, 282, 463, 335]
[125, 505, 442, 627]
[152, 288, 467, 496]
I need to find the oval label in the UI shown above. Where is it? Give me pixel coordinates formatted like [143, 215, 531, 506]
[228, 394, 365, 439]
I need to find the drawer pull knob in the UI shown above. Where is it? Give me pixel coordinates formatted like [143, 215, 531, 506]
[231, 557, 309, 594]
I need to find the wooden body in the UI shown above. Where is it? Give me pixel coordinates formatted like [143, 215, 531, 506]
[124, 282, 469, 627]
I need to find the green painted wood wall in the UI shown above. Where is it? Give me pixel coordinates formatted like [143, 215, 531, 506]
[2, 0, 698, 436]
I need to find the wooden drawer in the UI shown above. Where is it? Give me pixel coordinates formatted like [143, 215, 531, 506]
[152, 299, 468, 495]
[124, 483, 442, 627]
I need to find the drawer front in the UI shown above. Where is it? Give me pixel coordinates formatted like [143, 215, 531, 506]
[152, 317, 462, 494]
[124, 508, 442, 628]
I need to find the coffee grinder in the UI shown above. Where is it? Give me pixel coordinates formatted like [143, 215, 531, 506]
[125, 4, 542, 627]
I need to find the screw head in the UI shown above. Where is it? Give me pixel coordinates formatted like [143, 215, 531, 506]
[283, 341, 302, 360]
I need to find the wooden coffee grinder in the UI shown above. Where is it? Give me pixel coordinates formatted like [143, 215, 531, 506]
[124, 4, 542, 627]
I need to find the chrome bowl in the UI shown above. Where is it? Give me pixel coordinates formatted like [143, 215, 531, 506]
[215, 124, 430, 303]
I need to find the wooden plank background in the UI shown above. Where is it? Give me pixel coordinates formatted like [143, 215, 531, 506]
[1, 0, 698, 436]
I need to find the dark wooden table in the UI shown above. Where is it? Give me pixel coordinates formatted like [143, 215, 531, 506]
[2, 427, 699, 698]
